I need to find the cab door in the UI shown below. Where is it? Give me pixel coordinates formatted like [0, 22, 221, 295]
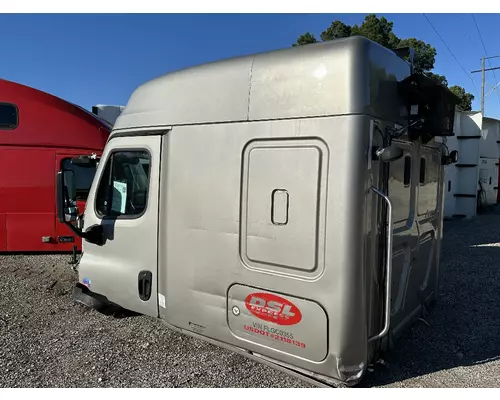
[76, 134, 162, 318]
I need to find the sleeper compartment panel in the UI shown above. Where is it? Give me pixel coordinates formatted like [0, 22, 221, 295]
[240, 138, 327, 277]
[227, 284, 328, 362]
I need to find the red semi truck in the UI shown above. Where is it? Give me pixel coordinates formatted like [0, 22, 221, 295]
[0, 78, 111, 252]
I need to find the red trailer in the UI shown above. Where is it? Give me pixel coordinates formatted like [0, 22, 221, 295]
[0, 78, 111, 252]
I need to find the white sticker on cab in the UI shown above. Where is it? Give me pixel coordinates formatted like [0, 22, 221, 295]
[158, 293, 166, 308]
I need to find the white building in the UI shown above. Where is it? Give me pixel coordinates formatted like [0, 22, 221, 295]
[91, 104, 125, 126]
[443, 111, 500, 219]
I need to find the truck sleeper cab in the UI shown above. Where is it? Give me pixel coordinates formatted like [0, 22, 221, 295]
[57, 37, 460, 387]
[0, 78, 111, 252]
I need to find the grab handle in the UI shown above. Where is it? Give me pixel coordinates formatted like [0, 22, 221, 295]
[368, 186, 394, 343]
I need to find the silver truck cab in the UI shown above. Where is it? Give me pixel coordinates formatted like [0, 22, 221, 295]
[57, 36, 460, 387]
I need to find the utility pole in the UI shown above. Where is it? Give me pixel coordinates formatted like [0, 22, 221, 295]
[471, 55, 500, 117]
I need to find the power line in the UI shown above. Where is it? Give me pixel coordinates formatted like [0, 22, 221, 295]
[461, 14, 482, 60]
[471, 13, 500, 106]
[422, 13, 478, 96]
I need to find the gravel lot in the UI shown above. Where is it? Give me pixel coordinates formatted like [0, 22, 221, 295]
[1, 211, 500, 388]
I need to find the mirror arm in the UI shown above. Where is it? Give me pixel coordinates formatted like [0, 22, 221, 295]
[63, 220, 84, 238]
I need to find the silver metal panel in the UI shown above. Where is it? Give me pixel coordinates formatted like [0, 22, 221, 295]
[113, 36, 410, 133]
[158, 115, 373, 383]
[240, 138, 327, 274]
[389, 143, 443, 341]
[418, 150, 440, 217]
[114, 55, 254, 130]
[387, 141, 419, 333]
[388, 146, 413, 225]
[227, 285, 328, 362]
[414, 146, 442, 308]
[248, 43, 353, 120]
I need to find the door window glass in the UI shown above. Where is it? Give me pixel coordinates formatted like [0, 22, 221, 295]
[61, 158, 97, 201]
[0, 103, 18, 129]
[95, 150, 151, 218]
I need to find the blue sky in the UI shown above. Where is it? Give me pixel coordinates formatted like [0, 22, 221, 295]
[2, 13, 500, 118]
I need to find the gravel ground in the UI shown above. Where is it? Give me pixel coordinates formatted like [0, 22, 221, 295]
[1, 211, 500, 388]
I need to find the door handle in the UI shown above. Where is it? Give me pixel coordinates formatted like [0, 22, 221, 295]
[138, 270, 152, 301]
[271, 189, 289, 225]
[368, 186, 394, 343]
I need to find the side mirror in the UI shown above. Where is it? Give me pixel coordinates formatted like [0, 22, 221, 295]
[374, 144, 404, 163]
[56, 170, 78, 223]
[56, 170, 102, 244]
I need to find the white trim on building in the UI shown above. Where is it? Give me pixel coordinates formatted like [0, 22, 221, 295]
[444, 111, 500, 219]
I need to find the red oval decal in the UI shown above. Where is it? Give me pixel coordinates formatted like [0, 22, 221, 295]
[244, 292, 302, 326]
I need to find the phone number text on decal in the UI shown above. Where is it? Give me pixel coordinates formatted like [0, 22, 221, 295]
[244, 325, 306, 348]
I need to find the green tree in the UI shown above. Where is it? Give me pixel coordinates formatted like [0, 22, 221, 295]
[297, 15, 429, 72]
[425, 72, 448, 87]
[350, 14, 400, 50]
[397, 38, 436, 73]
[293, 32, 317, 47]
[293, 14, 474, 109]
[449, 85, 475, 111]
[320, 21, 352, 41]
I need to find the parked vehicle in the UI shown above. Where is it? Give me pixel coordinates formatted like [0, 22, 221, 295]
[0, 78, 110, 252]
[56, 36, 460, 387]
